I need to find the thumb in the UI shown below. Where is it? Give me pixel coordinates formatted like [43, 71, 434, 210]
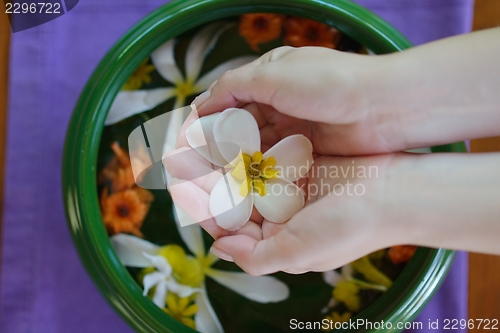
[194, 46, 295, 116]
[210, 223, 309, 276]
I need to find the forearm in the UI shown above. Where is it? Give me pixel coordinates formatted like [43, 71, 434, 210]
[371, 28, 500, 149]
[388, 152, 500, 254]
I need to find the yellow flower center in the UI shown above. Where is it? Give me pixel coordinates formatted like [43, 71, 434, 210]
[122, 59, 155, 90]
[231, 151, 280, 197]
[175, 80, 197, 100]
[164, 293, 198, 329]
[332, 281, 361, 312]
[158, 245, 205, 287]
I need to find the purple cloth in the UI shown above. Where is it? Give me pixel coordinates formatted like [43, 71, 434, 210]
[0, 0, 472, 332]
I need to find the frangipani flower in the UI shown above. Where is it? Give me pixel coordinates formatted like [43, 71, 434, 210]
[141, 252, 200, 308]
[322, 260, 388, 314]
[122, 58, 155, 90]
[110, 215, 289, 333]
[105, 23, 257, 126]
[185, 108, 313, 231]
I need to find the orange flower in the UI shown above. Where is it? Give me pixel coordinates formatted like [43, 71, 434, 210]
[284, 17, 341, 48]
[239, 13, 285, 52]
[387, 245, 418, 264]
[100, 187, 154, 237]
[99, 142, 143, 192]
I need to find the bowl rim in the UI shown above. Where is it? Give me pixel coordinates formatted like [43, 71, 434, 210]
[62, 0, 466, 332]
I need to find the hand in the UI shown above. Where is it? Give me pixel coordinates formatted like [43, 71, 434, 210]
[192, 46, 406, 156]
[166, 137, 411, 275]
[207, 154, 412, 275]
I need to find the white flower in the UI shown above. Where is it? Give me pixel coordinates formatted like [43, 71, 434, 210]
[108, 234, 198, 308]
[111, 223, 289, 333]
[321, 264, 387, 313]
[185, 108, 314, 231]
[141, 253, 200, 307]
[105, 23, 257, 126]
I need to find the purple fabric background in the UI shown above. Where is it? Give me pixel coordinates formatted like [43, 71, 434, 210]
[0, 0, 473, 332]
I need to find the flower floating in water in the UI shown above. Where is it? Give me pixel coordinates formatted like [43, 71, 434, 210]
[324, 311, 352, 330]
[185, 108, 313, 231]
[387, 245, 418, 264]
[99, 142, 137, 192]
[239, 13, 285, 52]
[122, 58, 155, 91]
[141, 252, 200, 307]
[322, 258, 390, 315]
[100, 187, 153, 237]
[284, 17, 341, 48]
[164, 293, 199, 329]
[111, 210, 289, 332]
[105, 23, 257, 125]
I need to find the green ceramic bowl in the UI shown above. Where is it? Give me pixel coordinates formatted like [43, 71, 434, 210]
[63, 0, 467, 332]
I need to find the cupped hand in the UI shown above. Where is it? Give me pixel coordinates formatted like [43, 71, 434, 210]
[207, 154, 414, 275]
[192, 46, 406, 156]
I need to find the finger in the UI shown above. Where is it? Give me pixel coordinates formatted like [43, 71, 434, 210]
[261, 220, 285, 238]
[195, 47, 295, 116]
[176, 110, 199, 149]
[241, 103, 269, 129]
[163, 147, 222, 193]
[234, 220, 262, 241]
[250, 207, 264, 224]
[211, 225, 309, 276]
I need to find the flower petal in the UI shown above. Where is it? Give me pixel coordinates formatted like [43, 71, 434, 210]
[263, 134, 313, 182]
[163, 107, 190, 156]
[142, 271, 165, 296]
[186, 112, 229, 167]
[152, 280, 168, 308]
[194, 288, 224, 333]
[341, 264, 354, 279]
[174, 208, 206, 258]
[143, 253, 173, 276]
[110, 234, 160, 267]
[213, 108, 260, 164]
[195, 56, 257, 90]
[323, 270, 343, 287]
[106, 88, 176, 125]
[254, 178, 304, 223]
[166, 279, 200, 298]
[206, 268, 289, 303]
[209, 175, 253, 231]
[151, 38, 184, 84]
[185, 23, 233, 83]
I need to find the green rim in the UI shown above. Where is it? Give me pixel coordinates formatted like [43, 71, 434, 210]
[62, 0, 466, 332]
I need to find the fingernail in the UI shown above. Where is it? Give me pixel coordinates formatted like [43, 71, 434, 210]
[191, 90, 211, 110]
[210, 246, 234, 262]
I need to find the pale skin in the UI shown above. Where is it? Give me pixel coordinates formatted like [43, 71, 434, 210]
[166, 27, 500, 276]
